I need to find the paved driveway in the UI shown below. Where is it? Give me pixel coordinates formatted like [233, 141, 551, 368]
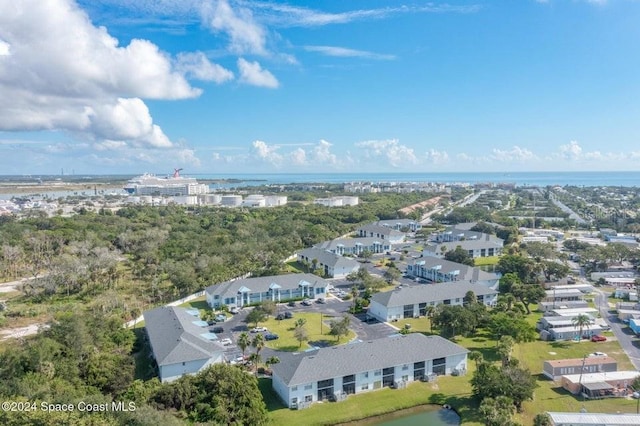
[593, 287, 640, 369]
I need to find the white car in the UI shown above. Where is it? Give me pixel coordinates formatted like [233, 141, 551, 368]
[588, 352, 607, 357]
[250, 326, 268, 333]
[220, 338, 233, 346]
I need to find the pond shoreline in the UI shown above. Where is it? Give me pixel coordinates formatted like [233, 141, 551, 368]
[334, 404, 460, 426]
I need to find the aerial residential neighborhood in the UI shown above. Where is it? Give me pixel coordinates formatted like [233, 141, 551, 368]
[4, 178, 640, 425]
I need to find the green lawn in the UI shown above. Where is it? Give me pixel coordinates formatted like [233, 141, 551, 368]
[261, 375, 483, 426]
[514, 339, 637, 425]
[473, 256, 500, 266]
[178, 295, 209, 311]
[260, 312, 356, 351]
[396, 317, 432, 334]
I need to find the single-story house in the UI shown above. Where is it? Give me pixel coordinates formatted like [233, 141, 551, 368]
[297, 248, 360, 279]
[591, 271, 635, 283]
[375, 219, 422, 232]
[537, 315, 596, 331]
[538, 300, 589, 313]
[560, 371, 640, 397]
[143, 306, 226, 382]
[406, 257, 500, 288]
[614, 287, 638, 301]
[205, 273, 328, 309]
[547, 412, 640, 426]
[270, 334, 468, 409]
[540, 325, 606, 341]
[356, 224, 405, 244]
[547, 307, 599, 317]
[618, 309, 640, 321]
[314, 237, 391, 255]
[368, 281, 498, 322]
[543, 356, 617, 380]
[543, 288, 585, 303]
[548, 284, 593, 293]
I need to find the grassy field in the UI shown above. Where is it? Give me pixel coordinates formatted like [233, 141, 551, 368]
[261, 374, 483, 426]
[260, 312, 356, 351]
[473, 256, 500, 266]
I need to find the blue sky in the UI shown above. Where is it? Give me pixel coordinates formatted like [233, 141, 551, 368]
[1, 0, 640, 175]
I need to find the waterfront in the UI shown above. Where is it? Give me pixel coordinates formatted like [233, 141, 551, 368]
[341, 405, 460, 426]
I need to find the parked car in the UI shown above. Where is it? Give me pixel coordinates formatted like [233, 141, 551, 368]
[251, 326, 268, 333]
[316, 298, 326, 304]
[284, 311, 293, 319]
[264, 333, 279, 341]
[287, 301, 296, 307]
[212, 326, 224, 334]
[220, 338, 233, 346]
[230, 307, 240, 314]
[591, 335, 607, 342]
[215, 314, 227, 322]
[301, 299, 313, 306]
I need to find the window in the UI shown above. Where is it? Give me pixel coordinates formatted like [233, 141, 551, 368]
[182, 362, 186, 366]
[402, 365, 409, 371]
[305, 384, 312, 390]
[291, 397, 298, 405]
[363, 372, 369, 378]
[361, 384, 369, 391]
[305, 395, 313, 402]
[402, 375, 409, 382]
[374, 370, 381, 376]
[292, 386, 298, 391]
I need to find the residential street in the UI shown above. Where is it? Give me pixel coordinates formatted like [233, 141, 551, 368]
[593, 287, 640, 370]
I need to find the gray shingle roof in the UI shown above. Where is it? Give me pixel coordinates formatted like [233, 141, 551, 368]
[271, 333, 467, 387]
[426, 239, 503, 252]
[371, 281, 498, 308]
[205, 273, 328, 299]
[357, 223, 404, 238]
[143, 306, 225, 366]
[298, 248, 360, 270]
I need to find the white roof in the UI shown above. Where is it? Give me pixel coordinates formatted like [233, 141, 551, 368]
[552, 307, 598, 316]
[562, 370, 640, 384]
[548, 412, 640, 425]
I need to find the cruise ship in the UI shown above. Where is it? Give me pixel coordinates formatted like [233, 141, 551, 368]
[123, 169, 209, 196]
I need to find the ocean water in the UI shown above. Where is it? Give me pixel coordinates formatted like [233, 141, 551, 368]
[202, 171, 640, 188]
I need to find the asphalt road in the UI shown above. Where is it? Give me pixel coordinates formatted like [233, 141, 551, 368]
[593, 287, 640, 370]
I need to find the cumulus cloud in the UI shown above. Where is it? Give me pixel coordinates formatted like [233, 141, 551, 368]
[490, 145, 537, 162]
[304, 45, 395, 60]
[175, 52, 234, 83]
[559, 140, 583, 160]
[355, 139, 418, 167]
[0, 39, 9, 56]
[251, 140, 283, 165]
[0, 0, 216, 151]
[289, 148, 307, 165]
[424, 149, 450, 164]
[201, 0, 267, 55]
[310, 140, 338, 165]
[237, 58, 279, 88]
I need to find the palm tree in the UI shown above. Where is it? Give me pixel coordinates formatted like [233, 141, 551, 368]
[469, 351, 484, 369]
[252, 333, 265, 367]
[265, 356, 280, 373]
[571, 314, 592, 341]
[237, 332, 250, 359]
[496, 335, 515, 367]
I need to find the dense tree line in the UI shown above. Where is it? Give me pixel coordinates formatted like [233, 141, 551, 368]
[0, 193, 433, 314]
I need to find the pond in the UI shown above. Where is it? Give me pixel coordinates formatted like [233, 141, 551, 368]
[342, 405, 461, 426]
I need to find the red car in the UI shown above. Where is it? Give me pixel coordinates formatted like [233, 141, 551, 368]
[591, 335, 607, 342]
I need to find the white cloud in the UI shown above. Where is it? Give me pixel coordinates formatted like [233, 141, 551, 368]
[355, 139, 417, 167]
[304, 45, 395, 60]
[0, 39, 9, 56]
[251, 140, 282, 165]
[289, 148, 307, 165]
[237, 58, 279, 88]
[490, 145, 537, 162]
[201, 0, 267, 55]
[310, 139, 338, 165]
[175, 52, 234, 83]
[424, 149, 450, 164]
[0, 0, 215, 150]
[559, 140, 583, 160]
